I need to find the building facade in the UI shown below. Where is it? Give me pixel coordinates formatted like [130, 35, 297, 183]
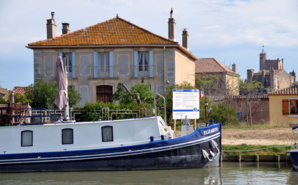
[195, 58, 240, 97]
[27, 12, 197, 106]
[247, 46, 296, 92]
[268, 84, 298, 126]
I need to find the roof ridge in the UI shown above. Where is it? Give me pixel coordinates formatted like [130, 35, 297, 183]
[116, 17, 178, 44]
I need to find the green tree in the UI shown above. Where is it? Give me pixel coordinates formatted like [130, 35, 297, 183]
[0, 96, 7, 104]
[26, 81, 81, 109]
[239, 79, 261, 95]
[209, 103, 239, 125]
[68, 87, 81, 107]
[14, 93, 32, 104]
[112, 83, 154, 105]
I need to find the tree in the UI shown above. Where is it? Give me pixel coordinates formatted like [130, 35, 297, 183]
[112, 83, 154, 105]
[68, 87, 82, 107]
[26, 81, 81, 108]
[0, 96, 7, 104]
[239, 79, 262, 126]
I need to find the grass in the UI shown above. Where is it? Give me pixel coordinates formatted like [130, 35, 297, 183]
[222, 144, 295, 156]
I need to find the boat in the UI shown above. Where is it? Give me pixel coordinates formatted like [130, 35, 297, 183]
[287, 125, 298, 171]
[0, 56, 221, 172]
[0, 109, 221, 172]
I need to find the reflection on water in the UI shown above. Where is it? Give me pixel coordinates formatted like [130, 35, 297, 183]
[0, 162, 296, 185]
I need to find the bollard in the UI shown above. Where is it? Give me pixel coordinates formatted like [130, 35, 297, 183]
[255, 155, 259, 162]
[276, 155, 280, 162]
[238, 155, 241, 162]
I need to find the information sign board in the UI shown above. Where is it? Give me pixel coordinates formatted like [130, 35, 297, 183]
[172, 89, 200, 119]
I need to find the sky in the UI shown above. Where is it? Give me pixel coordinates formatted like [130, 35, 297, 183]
[0, 0, 297, 90]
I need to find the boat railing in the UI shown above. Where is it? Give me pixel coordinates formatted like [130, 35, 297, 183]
[72, 107, 150, 121]
[0, 107, 65, 126]
[0, 105, 152, 125]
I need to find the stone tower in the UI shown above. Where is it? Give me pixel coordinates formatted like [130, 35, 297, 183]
[259, 45, 267, 70]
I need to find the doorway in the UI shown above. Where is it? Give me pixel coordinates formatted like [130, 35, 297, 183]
[96, 85, 113, 103]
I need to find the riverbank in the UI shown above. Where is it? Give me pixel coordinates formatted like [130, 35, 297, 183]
[222, 128, 294, 146]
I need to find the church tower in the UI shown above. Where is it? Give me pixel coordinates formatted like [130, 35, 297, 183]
[259, 45, 267, 70]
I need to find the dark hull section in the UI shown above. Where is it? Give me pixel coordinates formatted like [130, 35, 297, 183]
[0, 136, 221, 172]
[288, 151, 298, 171]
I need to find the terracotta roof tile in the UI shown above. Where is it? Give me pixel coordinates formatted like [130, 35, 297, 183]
[28, 17, 177, 46]
[269, 84, 298, 95]
[195, 58, 239, 76]
[13, 86, 27, 96]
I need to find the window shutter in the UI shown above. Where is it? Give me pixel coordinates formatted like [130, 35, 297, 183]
[93, 52, 99, 78]
[282, 99, 289, 115]
[109, 51, 113, 77]
[134, 51, 138, 77]
[149, 50, 153, 77]
[72, 52, 76, 78]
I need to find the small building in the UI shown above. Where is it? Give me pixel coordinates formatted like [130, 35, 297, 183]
[268, 84, 298, 126]
[27, 11, 197, 107]
[195, 58, 240, 97]
[247, 46, 296, 92]
[13, 86, 27, 96]
[0, 87, 10, 101]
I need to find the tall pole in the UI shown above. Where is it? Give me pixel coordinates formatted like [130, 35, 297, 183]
[64, 70, 70, 121]
[204, 101, 208, 125]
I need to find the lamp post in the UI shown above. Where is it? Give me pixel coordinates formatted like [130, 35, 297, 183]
[204, 101, 208, 125]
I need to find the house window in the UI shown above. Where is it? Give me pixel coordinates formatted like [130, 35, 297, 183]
[100, 53, 110, 72]
[283, 99, 298, 115]
[102, 126, 113, 142]
[62, 128, 73, 144]
[138, 52, 149, 72]
[62, 53, 72, 73]
[21, 130, 33, 147]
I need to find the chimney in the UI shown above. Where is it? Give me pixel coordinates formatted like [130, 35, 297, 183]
[232, 64, 236, 72]
[168, 8, 176, 41]
[46, 12, 57, 39]
[62, 23, 70, 34]
[182, 28, 189, 50]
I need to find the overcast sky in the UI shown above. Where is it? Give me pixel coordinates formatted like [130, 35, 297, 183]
[0, 0, 297, 90]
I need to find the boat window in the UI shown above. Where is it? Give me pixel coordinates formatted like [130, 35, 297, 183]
[102, 126, 113, 142]
[21, 130, 33, 147]
[62, 128, 73, 144]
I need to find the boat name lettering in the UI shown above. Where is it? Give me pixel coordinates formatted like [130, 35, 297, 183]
[202, 127, 219, 135]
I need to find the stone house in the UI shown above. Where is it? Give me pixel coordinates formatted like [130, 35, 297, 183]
[247, 46, 296, 92]
[195, 58, 240, 97]
[268, 84, 298, 126]
[27, 11, 197, 107]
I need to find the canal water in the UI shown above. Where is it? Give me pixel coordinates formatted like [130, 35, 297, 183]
[0, 162, 297, 185]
